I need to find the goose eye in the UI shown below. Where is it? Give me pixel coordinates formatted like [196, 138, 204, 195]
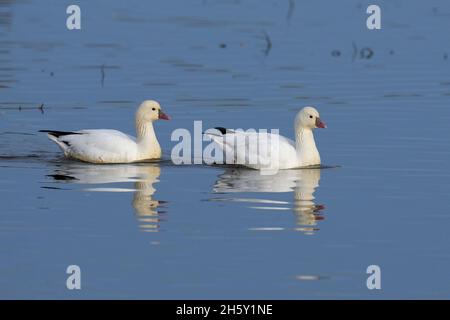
[152, 108, 156, 111]
[309, 115, 313, 119]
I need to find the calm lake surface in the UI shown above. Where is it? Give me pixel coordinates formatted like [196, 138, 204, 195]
[1, 0, 450, 299]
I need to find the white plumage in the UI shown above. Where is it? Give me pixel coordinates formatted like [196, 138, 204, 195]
[204, 106, 326, 170]
[41, 100, 170, 164]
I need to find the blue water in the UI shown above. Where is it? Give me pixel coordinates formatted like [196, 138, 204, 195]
[1, 0, 450, 299]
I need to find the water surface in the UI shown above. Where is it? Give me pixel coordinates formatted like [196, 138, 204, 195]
[1, 0, 450, 299]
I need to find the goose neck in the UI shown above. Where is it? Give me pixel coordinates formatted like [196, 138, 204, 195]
[135, 120, 161, 159]
[295, 127, 320, 166]
[295, 127, 315, 149]
[136, 120, 156, 141]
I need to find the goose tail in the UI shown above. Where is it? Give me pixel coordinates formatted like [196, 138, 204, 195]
[39, 130, 79, 153]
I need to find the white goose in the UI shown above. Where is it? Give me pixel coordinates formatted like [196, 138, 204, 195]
[204, 106, 326, 170]
[40, 100, 170, 164]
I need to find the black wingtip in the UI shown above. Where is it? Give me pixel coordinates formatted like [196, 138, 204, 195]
[214, 127, 228, 135]
[39, 130, 82, 138]
[202, 127, 229, 135]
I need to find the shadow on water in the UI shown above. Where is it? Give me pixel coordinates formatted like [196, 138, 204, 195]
[209, 167, 327, 235]
[43, 162, 167, 233]
[0, 1, 13, 27]
[0, 0, 14, 89]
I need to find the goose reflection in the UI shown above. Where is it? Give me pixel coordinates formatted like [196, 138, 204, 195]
[46, 163, 165, 232]
[211, 168, 325, 234]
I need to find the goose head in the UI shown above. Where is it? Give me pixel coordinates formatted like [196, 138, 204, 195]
[136, 100, 171, 123]
[295, 106, 326, 130]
